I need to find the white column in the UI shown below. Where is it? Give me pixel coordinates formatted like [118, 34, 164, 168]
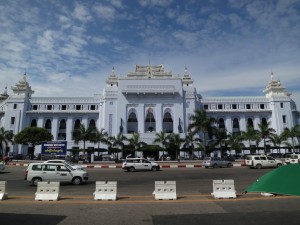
[66, 117, 73, 142]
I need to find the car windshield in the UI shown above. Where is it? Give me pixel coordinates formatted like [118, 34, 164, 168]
[204, 157, 211, 160]
[65, 161, 75, 166]
[291, 155, 298, 159]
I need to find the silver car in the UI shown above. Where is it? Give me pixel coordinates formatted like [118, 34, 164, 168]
[202, 157, 233, 168]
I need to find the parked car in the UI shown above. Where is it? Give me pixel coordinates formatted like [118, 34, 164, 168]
[289, 154, 300, 164]
[122, 158, 160, 172]
[44, 159, 84, 170]
[245, 155, 283, 169]
[25, 162, 88, 186]
[202, 157, 233, 168]
[0, 161, 5, 171]
[160, 154, 172, 161]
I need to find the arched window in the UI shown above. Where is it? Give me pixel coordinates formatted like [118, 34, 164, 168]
[58, 119, 66, 140]
[145, 108, 156, 132]
[31, 119, 37, 127]
[45, 119, 51, 130]
[127, 112, 138, 133]
[89, 119, 96, 128]
[163, 112, 173, 133]
[219, 118, 225, 129]
[74, 119, 81, 130]
[262, 118, 267, 125]
[232, 118, 240, 133]
[247, 118, 254, 128]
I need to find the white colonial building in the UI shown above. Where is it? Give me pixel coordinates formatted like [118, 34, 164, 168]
[0, 64, 299, 156]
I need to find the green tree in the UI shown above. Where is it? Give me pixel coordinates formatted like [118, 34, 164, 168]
[241, 127, 259, 153]
[188, 110, 217, 154]
[184, 131, 200, 159]
[226, 132, 244, 155]
[153, 131, 169, 155]
[90, 128, 109, 153]
[210, 128, 228, 157]
[14, 127, 53, 159]
[257, 122, 276, 154]
[73, 123, 96, 156]
[128, 132, 147, 157]
[108, 132, 128, 161]
[0, 127, 14, 156]
[282, 125, 300, 152]
[167, 133, 184, 160]
[269, 132, 287, 153]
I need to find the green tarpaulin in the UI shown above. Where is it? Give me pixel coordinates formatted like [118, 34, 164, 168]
[246, 163, 300, 196]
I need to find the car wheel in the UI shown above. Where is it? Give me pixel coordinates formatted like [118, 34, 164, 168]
[227, 163, 233, 168]
[256, 164, 262, 169]
[277, 163, 282, 168]
[129, 167, 135, 172]
[213, 164, 218, 168]
[151, 166, 155, 171]
[72, 177, 82, 185]
[205, 166, 209, 168]
[32, 177, 42, 186]
[155, 166, 160, 171]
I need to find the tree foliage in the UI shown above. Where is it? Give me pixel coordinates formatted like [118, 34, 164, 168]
[0, 127, 14, 156]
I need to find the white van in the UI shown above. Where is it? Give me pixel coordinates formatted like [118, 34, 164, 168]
[25, 162, 88, 186]
[289, 154, 300, 164]
[245, 155, 283, 169]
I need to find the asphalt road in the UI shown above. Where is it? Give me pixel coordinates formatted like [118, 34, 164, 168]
[1, 166, 300, 225]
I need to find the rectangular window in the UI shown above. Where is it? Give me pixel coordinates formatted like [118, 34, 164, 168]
[61, 105, 67, 110]
[246, 104, 251, 109]
[11, 117, 15, 125]
[280, 103, 284, 108]
[47, 105, 52, 110]
[204, 104, 208, 110]
[13, 104, 17, 109]
[283, 115, 286, 123]
[260, 104, 265, 109]
[76, 105, 81, 110]
[90, 105, 96, 110]
[232, 104, 237, 109]
[32, 105, 38, 110]
[218, 104, 223, 110]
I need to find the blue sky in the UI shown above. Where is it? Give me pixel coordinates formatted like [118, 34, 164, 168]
[0, 0, 300, 108]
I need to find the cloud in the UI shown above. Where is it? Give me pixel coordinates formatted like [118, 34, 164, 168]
[139, 0, 173, 7]
[93, 3, 116, 22]
[73, 2, 92, 22]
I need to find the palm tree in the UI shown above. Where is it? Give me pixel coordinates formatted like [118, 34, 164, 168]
[257, 122, 275, 154]
[0, 127, 14, 156]
[167, 133, 184, 160]
[90, 128, 109, 153]
[153, 131, 169, 156]
[128, 132, 147, 157]
[210, 128, 228, 157]
[226, 132, 244, 155]
[184, 130, 200, 159]
[108, 132, 128, 161]
[269, 132, 287, 153]
[73, 123, 96, 156]
[282, 125, 300, 152]
[241, 127, 259, 154]
[188, 110, 217, 154]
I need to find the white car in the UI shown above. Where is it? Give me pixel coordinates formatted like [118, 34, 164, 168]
[245, 155, 283, 169]
[25, 162, 88, 186]
[0, 161, 5, 171]
[44, 159, 84, 170]
[289, 154, 300, 164]
[122, 158, 160, 172]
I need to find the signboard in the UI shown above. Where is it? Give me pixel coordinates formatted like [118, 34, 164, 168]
[41, 141, 67, 155]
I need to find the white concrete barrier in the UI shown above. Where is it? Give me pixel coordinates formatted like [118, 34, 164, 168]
[0, 181, 8, 200]
[93, 181, 117, 200]
[211, 180, 236, 199]
[35, 181, 60, 201]
[153, 181, 177, 200]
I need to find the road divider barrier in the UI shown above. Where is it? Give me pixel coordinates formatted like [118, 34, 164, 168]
[211, 179, 236, 199]
[0, 181, 8, 200]
[94, 181, 117, 200]
[35, 181, 60, 201]
[153, 181, 177, 200]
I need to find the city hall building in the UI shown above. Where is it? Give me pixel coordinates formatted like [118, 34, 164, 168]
[0, 64, 299, 156]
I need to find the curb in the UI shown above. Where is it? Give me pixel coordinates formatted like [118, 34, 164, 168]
[8, 163, 244, 168]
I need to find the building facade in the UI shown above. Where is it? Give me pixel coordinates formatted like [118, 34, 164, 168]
[0, 65, 299, 155]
